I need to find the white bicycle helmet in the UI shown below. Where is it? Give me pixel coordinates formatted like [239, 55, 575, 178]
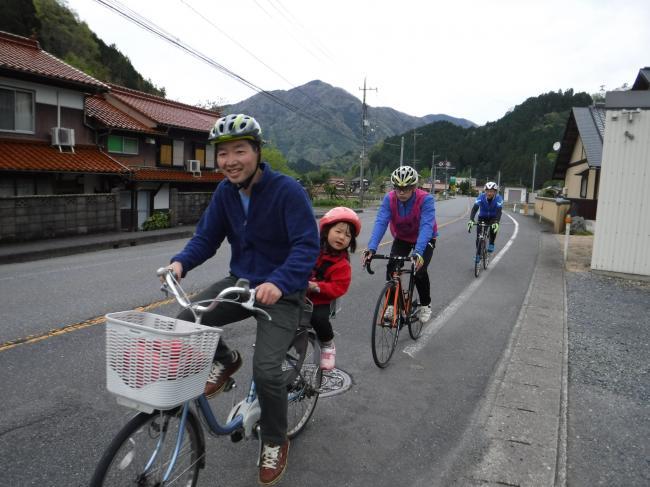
[391, 165, 419, 187]
[485, 181, 498, 191]
[209, 114, 263, 145]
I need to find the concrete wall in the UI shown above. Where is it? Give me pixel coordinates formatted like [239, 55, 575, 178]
[534, 196, 571, 233]
[172, 190, 212, 225]
[0, 190, 120, 242]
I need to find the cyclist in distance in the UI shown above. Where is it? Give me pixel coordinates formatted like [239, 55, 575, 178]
[467, 181, 503, 262]
[307, 206, 361, 370]
[361, 165, 437, 323]
[165, 114, 319, 485]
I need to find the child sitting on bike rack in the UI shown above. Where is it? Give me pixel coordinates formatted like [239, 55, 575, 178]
[307, 207, 361, 370]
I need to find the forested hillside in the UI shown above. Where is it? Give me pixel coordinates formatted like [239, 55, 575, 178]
[227, 79, 475, 165]
[368, 89, 593, 186]
[0, 0, 165, 96]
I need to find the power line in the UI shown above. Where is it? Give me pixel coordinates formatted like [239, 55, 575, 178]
[92, 0, 359, 146]
[179, 0, 336, 126]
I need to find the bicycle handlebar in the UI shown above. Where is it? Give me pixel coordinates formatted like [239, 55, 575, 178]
[364, 254, 412, 275]
[468, 221, 490, 233]
[156, 267, 271, 322]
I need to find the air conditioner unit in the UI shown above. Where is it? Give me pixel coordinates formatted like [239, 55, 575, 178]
[187, 159, 201, 175]
[50, 127, 75, 147]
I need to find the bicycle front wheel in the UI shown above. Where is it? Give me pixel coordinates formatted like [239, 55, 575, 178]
[90, 406, 203, 487]
[408, 286, 424, 340]
[371, 281, 400, 368]
[483, 242, 490, 269]
[474, 244, 482, 278]
[285, 330, 321, 438]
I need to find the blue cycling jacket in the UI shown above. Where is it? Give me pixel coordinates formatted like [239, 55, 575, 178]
[470, 192, 503, 221]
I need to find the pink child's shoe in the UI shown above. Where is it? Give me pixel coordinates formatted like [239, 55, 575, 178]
[320, 344, 336, 370]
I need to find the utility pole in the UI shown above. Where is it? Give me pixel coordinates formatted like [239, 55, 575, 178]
[359, 78, 377, 207]
[430, 151, 439, 194]
[412, 129, 422, 167]
[399, 136, 404, 167]
[532, 153, 537, 192]
[497, 170, 501, 190]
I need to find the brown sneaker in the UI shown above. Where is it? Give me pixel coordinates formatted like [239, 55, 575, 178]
[204, 351, 242, 398]
[258, 440, 289, 485]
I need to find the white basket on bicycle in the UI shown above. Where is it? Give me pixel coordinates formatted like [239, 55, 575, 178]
[105, 311, 221, 413]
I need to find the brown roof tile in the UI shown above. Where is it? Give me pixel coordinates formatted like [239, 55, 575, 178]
[0, 31, 108, 90]
[133, 167, 224, 182]
[0, 140, 130, 174]
[86, 95, 162, 134]
[108, 84, 219, 132]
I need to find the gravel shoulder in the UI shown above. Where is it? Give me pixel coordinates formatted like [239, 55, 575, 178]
[561, 235, 650, 486]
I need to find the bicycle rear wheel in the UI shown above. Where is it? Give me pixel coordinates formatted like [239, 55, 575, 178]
[284, 329, 322, 438]
[371, 281, 400, 368]
[90, 406, 203, 487]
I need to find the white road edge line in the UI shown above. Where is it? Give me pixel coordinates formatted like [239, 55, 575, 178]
[403, 212, 519, 357]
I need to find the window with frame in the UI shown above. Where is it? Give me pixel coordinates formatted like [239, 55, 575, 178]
[107, 135, 138, 154]
[194, 144, 206, 168]
[0, 87, 34, 133]
[580, 173, 588, 198]
[158, 142, 172, 166]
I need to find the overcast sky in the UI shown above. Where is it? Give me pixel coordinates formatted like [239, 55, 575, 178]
[65, 0, 650, 126]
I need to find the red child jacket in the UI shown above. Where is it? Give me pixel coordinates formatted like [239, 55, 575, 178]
[306, 251, 352, 306]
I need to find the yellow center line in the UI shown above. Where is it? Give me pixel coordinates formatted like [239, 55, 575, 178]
[0, 295, 186, 353]
[3, 202, 472, 352]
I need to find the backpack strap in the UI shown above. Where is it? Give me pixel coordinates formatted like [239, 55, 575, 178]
[314, 259, 336, 281]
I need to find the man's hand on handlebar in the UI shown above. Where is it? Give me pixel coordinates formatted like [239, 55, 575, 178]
[161, 261, 183, 282]
[256, 282, 282, 305]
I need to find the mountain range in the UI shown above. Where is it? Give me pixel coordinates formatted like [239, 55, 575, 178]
[226, 80, 475, 165]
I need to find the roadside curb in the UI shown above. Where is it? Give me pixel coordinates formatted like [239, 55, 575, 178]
[467, 231, 567, 486]
[0, 229, 194, 265]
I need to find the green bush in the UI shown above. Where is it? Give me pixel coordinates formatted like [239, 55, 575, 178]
[312, 198, 360, 208]
[142, 211, 170, 231]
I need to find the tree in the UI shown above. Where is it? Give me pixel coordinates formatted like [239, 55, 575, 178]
[323, 183, 337, 199]
[0, 0, 41, 37]
[458, 180, 472, 195]
[262, 145, 297, 177]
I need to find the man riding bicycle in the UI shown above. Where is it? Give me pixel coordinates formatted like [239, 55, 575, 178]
[467, 181, 503, 262]
[166, 114, 319, 485]
[362, 165, 437, 323]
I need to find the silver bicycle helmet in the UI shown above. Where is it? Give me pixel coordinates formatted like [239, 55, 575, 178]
[485, 181, 498, 190]
[208, 114, 263, 145]
[391, 165, 419, 187]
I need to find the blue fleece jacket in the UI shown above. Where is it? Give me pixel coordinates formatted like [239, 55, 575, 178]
[367, 191, 436, 256]
[171, 163, 319, 295]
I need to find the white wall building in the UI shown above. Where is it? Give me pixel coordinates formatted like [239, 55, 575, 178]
[591, 68, 650, 277]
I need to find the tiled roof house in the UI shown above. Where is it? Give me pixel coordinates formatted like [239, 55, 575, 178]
[0, 30, 130, 196]
[1, 30, 224, 233]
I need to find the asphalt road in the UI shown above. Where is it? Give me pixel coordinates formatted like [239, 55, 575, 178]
[0, 197, 546, 486]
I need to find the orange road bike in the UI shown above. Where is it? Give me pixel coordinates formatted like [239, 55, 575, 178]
[365, 254, 423, 368]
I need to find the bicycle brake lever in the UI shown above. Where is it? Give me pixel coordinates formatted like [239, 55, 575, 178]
[160, 284, 169, 297]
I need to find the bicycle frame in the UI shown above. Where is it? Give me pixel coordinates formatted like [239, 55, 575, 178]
[367, 254, 417, 326]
